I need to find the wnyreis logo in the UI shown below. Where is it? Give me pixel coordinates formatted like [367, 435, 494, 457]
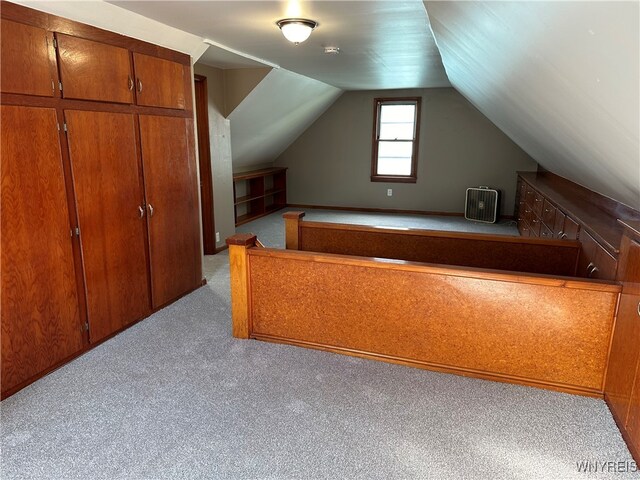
[576, 460, 638, 473]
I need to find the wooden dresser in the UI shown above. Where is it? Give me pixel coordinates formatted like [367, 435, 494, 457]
[1, 2, 202, 398]
[515, 171, 639, 281]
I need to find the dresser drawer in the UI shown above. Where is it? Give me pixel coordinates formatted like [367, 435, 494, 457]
[542, 199, 556, 229]
[578, 230, 618, 280]
[533, 191, 545, 217]
[540, 223, 554, 239]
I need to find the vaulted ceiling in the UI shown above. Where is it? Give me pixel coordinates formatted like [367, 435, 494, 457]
[17, 1, 639, 208]
[110, 0, 450, 90]
[424, 1, 639, 209]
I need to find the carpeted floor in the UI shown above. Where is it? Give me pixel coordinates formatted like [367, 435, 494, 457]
[1, 209, 636, 479]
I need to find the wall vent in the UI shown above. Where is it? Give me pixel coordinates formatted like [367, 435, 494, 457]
[465, 186, 499, 223]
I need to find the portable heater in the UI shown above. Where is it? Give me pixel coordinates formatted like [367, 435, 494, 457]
[465, 186, 500, 223]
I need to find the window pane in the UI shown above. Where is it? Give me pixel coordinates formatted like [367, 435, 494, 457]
[377, 141, 413, 175]
[380, 104, 415, 124]
[379, 122, 414, 140]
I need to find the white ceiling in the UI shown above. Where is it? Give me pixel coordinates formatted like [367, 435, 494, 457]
[425, 1, 639, 209]
[109, 0, 450, 90]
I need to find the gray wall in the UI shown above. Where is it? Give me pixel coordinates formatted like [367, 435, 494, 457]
[275, 88, 538, 215]
[193, 63, 236, 249]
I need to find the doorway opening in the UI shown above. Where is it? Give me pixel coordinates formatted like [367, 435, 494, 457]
[194, 74, 216, 254]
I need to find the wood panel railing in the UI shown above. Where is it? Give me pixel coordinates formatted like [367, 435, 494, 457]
[227, 234, 620, 397]
[283, 211, 581, 276]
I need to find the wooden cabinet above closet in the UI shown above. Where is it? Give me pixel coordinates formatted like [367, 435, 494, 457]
[56, 34, 133, 104]
[0, 19, 56, 97]
[1, 4, 190, 111]
[133, 53, 186, 110]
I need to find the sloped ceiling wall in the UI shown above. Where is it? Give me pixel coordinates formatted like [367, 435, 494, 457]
[229, 68, 342, 169]
[425, 1, 639, 209]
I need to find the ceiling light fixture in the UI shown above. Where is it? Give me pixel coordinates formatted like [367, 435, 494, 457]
[276, 18, 318, 45]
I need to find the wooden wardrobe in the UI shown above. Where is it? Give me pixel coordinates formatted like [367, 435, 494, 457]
[1, 2, 203, 398]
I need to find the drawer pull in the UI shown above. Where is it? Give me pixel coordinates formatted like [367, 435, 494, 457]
[560, 233, 568, 239]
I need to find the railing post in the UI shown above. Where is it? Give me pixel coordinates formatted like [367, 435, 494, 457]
[283, 211, 305, 250]
[226, 233, 257, 339]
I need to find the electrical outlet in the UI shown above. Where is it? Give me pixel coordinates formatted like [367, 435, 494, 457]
[387, 189, 393, 197]
[215, 232, 220, 243]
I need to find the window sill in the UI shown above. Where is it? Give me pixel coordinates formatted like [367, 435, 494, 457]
[370, 175, 417, 184]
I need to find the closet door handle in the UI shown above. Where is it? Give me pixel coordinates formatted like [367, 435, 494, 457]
[128, 75, 134, 91]
[137, 79, 143, 93]
[147, 203, 154, 217]
[138, 205, 145, 218]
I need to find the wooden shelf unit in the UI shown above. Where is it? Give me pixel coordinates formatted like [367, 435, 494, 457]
[233, 167, 287, 226]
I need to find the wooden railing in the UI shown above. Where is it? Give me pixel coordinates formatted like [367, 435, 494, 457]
[283, 211, 582, 277]
[227, 233, 620, 397]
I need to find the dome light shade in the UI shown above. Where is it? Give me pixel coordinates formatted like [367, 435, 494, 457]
[277, 18, 318, 44]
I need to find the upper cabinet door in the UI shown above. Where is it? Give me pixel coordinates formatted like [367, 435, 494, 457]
[56, 34, 133, 104]
[1, 19, 56, 97]
[133, 53, 186, 109]
[1, 105, 84, 395]
[139, 115, 201, 307]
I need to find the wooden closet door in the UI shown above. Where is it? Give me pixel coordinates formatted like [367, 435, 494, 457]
[57, 34, 133, 104]
[66, 110, 151, 342]
[1, 105, 83, 395]
[1, 19, 56, 97]
[133, 53, 186, 109]
[139, 115, 201, 307]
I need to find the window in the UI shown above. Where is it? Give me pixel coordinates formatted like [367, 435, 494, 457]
[371, 97, 421, 183]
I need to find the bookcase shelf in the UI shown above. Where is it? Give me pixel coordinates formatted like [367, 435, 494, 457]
[233, 167, 287, 226]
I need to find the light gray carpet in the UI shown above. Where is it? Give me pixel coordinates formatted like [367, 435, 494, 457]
[1, 209, 636, 480]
